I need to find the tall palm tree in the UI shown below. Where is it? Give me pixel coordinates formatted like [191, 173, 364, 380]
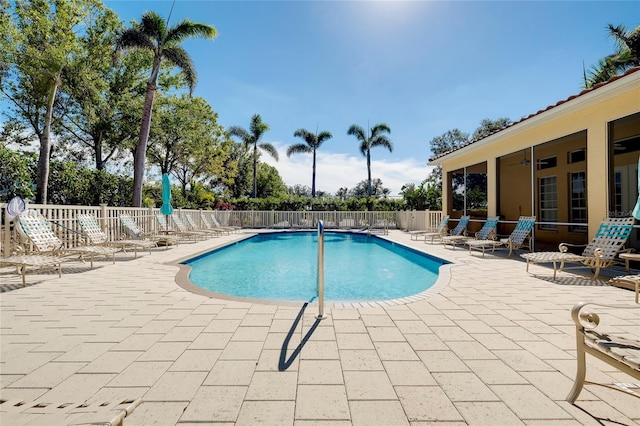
[347, 123, 393, 197]
[584, 24, 640, 88]
[228, 114, 279, 198]
[287, 127, 333, 198]
[115, 11, 217, 207]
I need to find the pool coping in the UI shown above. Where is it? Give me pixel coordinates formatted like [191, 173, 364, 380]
[171, 229, 456, 309]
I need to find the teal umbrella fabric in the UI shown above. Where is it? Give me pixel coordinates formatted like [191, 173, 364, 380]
[633, 156, 640, 220]
[160, 173, 174, 216]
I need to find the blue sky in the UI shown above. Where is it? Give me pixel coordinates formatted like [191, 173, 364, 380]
[47, 2, 640, 194]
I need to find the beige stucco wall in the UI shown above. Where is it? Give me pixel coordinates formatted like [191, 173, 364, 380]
[433, 71, 640, 241]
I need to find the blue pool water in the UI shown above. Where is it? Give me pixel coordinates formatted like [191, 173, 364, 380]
[184, 232, 448, 302]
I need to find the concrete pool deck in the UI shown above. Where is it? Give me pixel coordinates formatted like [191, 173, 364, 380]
[1, 230, 638, 425]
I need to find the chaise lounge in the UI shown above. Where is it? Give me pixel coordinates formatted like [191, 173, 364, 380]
[521, 217, 634, 280]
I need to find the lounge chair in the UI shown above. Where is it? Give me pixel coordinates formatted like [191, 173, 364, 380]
[155, 214, 199, 242]
[440, 216, 471, 247]
[0, 397, 142, 425]
[452, 216, 500, 255]
[202, 214, 236, 234]
[210, 214, 241, 232]
[77, 214, 157, 258]
[466, 215, 536, 256]
[0, 254, 62, 286]
[521, 217, 634, 280]
[608, 275, 640, 303]
[120, 214, 178, 247]
[565, 302, 640, 403]
[183, 214, 224, 236]
[16, 210, 118, 268]
[409, 215, 450, 241]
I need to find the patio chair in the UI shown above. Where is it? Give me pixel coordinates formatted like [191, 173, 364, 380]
[0, 254, 62, 286]
[565, 302, 640, 403]
[454, 216, 500, 255]
[466, 215, 536, 256]
[409, 215, 449, 241]
[155, 214, 199, 242]
[119, 214, 178, 247]
[183, 214, 224, 236]
[78, 214, 156, 258]
[440, 216, 471, 248]
[202, 214, 236, 234]
[210, 214, 241, 232]
[608, 275, 640, 303]
[16, 210, 118, 268]
[0, 397, 142, 425]
[521, 217, 634, 280]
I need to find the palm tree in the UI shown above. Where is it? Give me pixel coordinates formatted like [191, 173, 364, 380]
[584, 24, 640, 88]
[228, 114, 279, 198]
[347, 123, 393, 197]
[287, 127, 333, 198]
[115, 11, 217, 207]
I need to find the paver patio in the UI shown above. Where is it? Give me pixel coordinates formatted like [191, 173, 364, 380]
[1, 230, 638, 425]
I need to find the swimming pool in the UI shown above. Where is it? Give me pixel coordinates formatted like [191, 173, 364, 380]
[183, 231, 448, 302]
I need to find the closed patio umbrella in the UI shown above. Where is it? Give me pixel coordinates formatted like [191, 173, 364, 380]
[160, 173, 174, 216]
[633, 156, 640, 220]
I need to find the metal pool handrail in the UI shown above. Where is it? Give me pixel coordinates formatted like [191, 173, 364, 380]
[316, 220, 327, 320]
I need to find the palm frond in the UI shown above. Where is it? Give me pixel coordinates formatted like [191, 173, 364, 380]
[250, 114, 269, 138]
[347, 124, 366, 141]
[370, 123, 391, 136]
[259, 142, 279, 161]
[163, 46, 196, 92]
[116, 28, 155, 51]
[359, 140, 369, 157]
[287, 143, 312, 157]
[166, 21, 217, 45]
[371, 136, 393, 152]
[228, 125, 250, 144]
[316, 131, 333, 144]
[140, 11, 167, 41]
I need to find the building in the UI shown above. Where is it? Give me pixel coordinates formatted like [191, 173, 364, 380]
[429, 67, 640, 251]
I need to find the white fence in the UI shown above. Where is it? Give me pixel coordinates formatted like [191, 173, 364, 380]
[0, 203, 443, 257]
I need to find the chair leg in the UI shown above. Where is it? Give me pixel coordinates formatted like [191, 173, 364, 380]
[566, 333, 587, 403]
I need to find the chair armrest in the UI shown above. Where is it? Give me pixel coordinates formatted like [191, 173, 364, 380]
[559, 242, 587, 252]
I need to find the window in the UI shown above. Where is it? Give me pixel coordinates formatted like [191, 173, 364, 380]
[569, 171, 587, 232]
[537, 156, 557, 170]
[568, 149, 586, 164]
[539, 176, 558, 230]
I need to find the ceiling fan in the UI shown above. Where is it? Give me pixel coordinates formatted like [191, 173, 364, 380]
[507, 150, 547, 167]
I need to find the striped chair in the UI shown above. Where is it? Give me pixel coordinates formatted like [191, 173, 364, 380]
[521, 217, 634, 279]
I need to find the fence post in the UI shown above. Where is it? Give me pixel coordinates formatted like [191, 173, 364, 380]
[99, 203, 108, 232]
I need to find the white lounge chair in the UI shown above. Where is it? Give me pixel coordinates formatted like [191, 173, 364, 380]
[120, 213, 178, 247]
[466, 216, 535, 256]
[16, 210, 118, 268]
[78, 214, 156, 258]
[440, 216, 471, 247]
[409, 215, 449, 241]
[521, 217, 634, 279]
[0, 254, 62, 286]
[183, 214, 224, 236]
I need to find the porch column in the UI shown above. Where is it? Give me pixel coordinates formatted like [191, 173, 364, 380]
[486, 158, 497, 217]
[586, 123, 609, 233]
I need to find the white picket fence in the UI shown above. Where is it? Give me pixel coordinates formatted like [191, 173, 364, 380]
[0, 203, 443, 257]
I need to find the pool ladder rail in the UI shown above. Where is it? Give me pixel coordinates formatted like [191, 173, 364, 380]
[316, 220, 327, 320]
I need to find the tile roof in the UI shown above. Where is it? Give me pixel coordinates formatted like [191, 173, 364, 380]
[429, 66, 640, 163]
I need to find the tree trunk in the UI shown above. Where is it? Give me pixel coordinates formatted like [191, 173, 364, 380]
[132, 80, 157, 207]
[366, 150, 372, 197]
[310, 150, 317, 198]
[36, 80, 59, 204]
[252, 144, 258, 198]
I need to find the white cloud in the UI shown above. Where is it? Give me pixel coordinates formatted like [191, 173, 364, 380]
[263, 142, 432, 196]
